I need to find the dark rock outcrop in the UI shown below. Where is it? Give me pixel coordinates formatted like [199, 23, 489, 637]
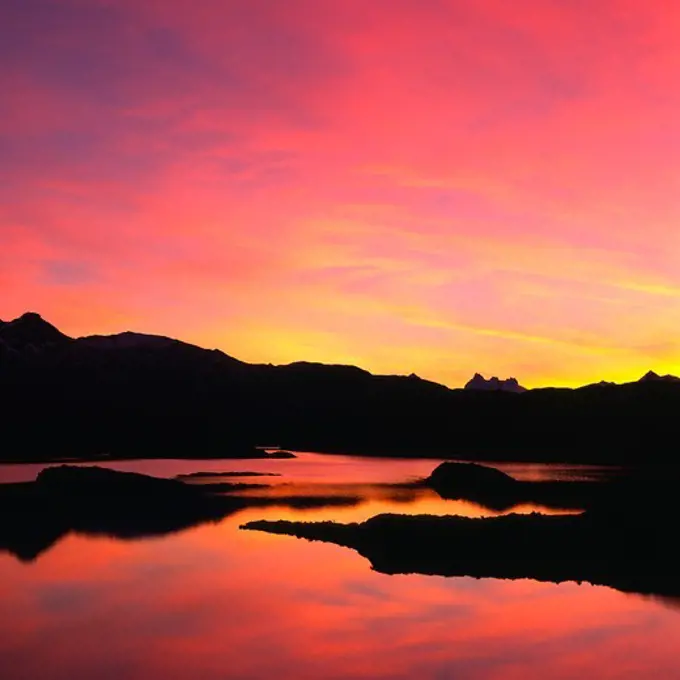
[426, 462, 517, 501]
[423, 462, 603, 511]
[266, 450, 297, 459]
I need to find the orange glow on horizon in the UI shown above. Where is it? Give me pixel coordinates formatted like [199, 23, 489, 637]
[2, 0, 680, 388]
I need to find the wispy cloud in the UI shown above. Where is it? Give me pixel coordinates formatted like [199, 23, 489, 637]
[1, 0, 679, 386]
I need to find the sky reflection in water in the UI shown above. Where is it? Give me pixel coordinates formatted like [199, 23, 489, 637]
[0, 453, 678, 680]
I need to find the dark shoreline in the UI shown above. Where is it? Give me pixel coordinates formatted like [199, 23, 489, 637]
[0, 464, 361, 562]
[0, 448, 635, 468]
[0, 451, 297, 466]
[242, 505, 680, 598]
[4, 312, 680, 468]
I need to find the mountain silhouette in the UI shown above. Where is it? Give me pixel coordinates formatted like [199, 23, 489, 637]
[0, 312, 71, 351]
[464, 373, 526, 393]
[2, 312, 680, 464]
[638, 370, 680, 384]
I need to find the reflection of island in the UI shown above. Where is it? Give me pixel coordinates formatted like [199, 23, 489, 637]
[243, 464, 680, 598]
[0, 466, 357, 562]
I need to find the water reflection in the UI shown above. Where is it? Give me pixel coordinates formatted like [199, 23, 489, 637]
[0, 452, 620, 484]
[0, 459, 576, 564]
[1, 507, 679, 680]
[0, 454, 677, 679]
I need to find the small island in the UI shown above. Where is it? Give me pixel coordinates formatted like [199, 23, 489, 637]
[242, 462, 680, 598]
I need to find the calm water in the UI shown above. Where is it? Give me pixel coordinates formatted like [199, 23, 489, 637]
[0, 453, 678, 679]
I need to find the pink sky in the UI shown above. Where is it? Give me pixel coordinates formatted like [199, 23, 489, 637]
[2, 0, 679, 387]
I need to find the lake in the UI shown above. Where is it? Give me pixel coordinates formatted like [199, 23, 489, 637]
[0, 452, 678, 679]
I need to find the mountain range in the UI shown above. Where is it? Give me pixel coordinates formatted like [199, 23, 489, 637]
[2, 312, 679, 465]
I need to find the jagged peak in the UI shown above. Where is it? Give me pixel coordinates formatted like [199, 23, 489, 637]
[464, 373, 527, 393]
[639, 370, 680, 384]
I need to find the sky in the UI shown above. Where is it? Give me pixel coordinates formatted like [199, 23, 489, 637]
[1, 0, 679, 388]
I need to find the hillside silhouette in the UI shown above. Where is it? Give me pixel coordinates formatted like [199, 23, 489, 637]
[2, 312, 680, 464]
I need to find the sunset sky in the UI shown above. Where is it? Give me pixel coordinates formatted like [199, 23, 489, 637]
[2, 0, 679, 387]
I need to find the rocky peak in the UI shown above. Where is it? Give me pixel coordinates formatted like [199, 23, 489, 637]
[639, 370, 680, 384]
[464, 373, 527, 393]
[0, 312, 71, 350]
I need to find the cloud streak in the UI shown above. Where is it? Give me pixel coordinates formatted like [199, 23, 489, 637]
[1, 0, 679, 386]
